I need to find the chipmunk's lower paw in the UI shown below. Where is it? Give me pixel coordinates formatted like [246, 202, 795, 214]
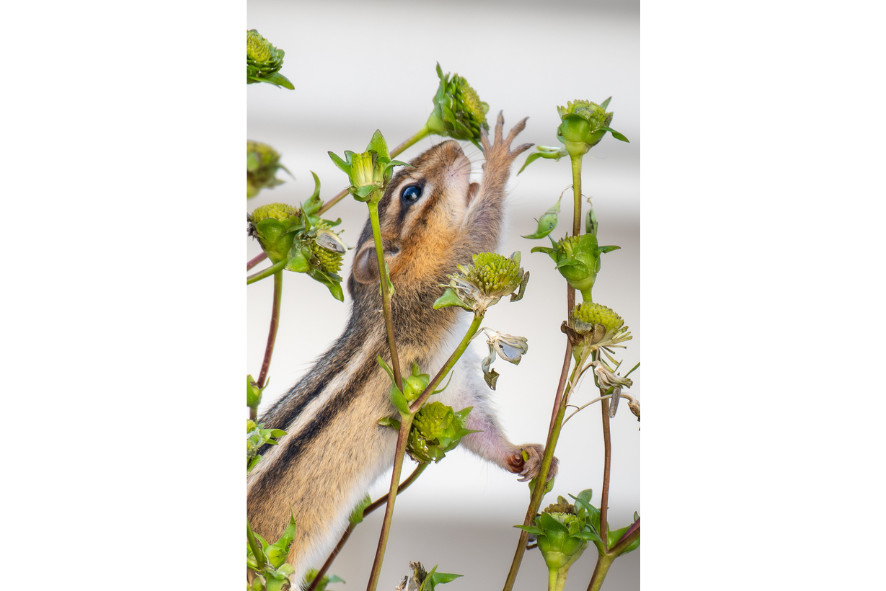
[507, 444, 558, 482]
[480, 111, 533, 168]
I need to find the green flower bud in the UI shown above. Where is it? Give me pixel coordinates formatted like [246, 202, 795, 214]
[434, 252, 528, 315]
[556, 98, 627, 157]
[247, 374, 263, 408]
[407, 402, 473, 464]
[425, 63, 489, 148]
[248, 202, 298, 263]
[329, 130, 409, 203]
[247, 140, 289, 199]
[532, 232, 619, 302]
[246, 29, 293, 89]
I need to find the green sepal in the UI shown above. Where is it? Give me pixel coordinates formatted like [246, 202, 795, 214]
[247, 374, 263, 408]
[433, 287, 473, 311]
[328, 150, 353, 176]
[284, 243, 311, 273]
[515, 524, 546, 535]
[351, 184, 379, 201]
[522, 196, 562, 239]
[348, 494, 372, 526]
[378, 417, 400, 430]
[600, 126, 630, 142]
[252, 218, 294, 264]
[248, 71, 294, 89]
[263, 511, 296, 568]
[366, 129, 390, 160]
[308, 268, 344, 301]
[599, 245, 621, 254]
[510, 271, 529, 303]
[528, 473, 555, 497]
[302, 172, 323, 217]
[420, 566, 462, 591]
[518, 146, 568, 174]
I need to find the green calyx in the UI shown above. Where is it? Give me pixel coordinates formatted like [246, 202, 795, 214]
[425, 63, 489, 148]
[246, 29, 293, 89]
[533, 233, 618, 302]
[407, 402, 473, 464]
[247, 141, 290, 199]
[248, 202, 299, 263]
[556, 98, 628, 157]
[329, 130, 409, 203]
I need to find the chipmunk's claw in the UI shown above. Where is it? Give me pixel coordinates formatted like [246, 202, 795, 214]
[510, 444, 558, 482]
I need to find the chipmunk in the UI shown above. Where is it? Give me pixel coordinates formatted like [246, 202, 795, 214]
[247, 114, 557, 579]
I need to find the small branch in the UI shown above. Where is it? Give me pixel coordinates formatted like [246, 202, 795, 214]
[502, 343, 577, 591]
[306, 464, 428, 591]
[247, 251, 267, 271]
[563, 392, 638, 426]
[247, 259, 287, 285]
[367, 201, 403, 390]
[586, 553, 615, 591]
[256, 271, 283, 389]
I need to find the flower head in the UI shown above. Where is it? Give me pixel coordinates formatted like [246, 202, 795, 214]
[247, 140, 290, 199]
[329, 130, 409, 203]
[434, 252, 528, 315]
[407, 402, 474, 464]
[246, 29, 293, 89]
[425, 63, 489, 148]
[556, 98, 627, 157]
[564, 302, 632, 362]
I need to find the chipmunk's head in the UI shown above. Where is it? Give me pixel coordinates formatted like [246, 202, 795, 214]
[348, 140, 480, 298]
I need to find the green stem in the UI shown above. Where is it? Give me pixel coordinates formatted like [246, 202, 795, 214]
[246, 520, 266, 571]
[366, 313, 483, 591]
[365, 413, 414, 591]
[367, 200, 403, 390]
[247, 259, 287, 285]
[317, 128, 429, 216]
[256, 271, 283, 390]
[307, 464, 428, 591]
[571, 155, 583, 239]
[586, 553, 615, 591]
[503, 345, 584, 591]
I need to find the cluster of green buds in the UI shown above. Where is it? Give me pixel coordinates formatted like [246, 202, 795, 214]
[434, 252, 529, 316]
[479, 329, 529, 390]
[380, 399, 474, 464]
[564, 302, 632, 362]
[557, 98, 628, 158]
[329, 130, 408, 203]
[246, 29, 293, 89]
[247, 180, 347, 300]
[247, 141, 291, 199]
[531, 205, 618, 302]
[394, 562, 461, 591]
[518, 491, 599, 591]
[247, 513, 296, 591]
[424, 63, 490, 149]
[247, 419, 286, 473]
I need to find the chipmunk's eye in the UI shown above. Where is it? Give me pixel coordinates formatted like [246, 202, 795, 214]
[400, 183, 423, 205]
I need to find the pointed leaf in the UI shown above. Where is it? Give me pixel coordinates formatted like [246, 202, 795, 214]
[328, 151, 351, 176]
[433, 287, 472, 311]
[366, 129, 390, 159]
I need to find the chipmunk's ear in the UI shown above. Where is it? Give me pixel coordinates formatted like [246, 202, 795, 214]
[352, 241, 379, 284]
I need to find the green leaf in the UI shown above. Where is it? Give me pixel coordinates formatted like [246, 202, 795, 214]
[601, 126, 629, 142]
[598, 245, 621, 254]
[432, 287, 473, 311]
[348, 494, 372, 525]
[522, 196, 562, 239]
[518, 147, 567, 174]
[515, 525, 545, 535]
[390, 385, 410, 416]
[328, 151, 351, 176]
[264, 512, 296, 568]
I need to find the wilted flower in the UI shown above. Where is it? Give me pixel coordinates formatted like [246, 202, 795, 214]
[480, 329, 529, 390]
[590, 359, 634, 418]
[434, 252, 528, 315]
[556, 98, 628, 158]
[247, 140, 290, 199]
[564, 302, 632, 362]
[246, 29, 293, 89]
[425, 63, 489, 148]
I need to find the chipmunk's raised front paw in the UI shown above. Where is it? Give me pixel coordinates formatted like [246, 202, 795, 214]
[507, 444, 558, 482]
[480, 111, 533, 168]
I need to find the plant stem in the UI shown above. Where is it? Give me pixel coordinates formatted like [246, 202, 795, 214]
[586, 553, 615, 591]
[599, 395, 613, 550]
[247, 251, 267, 271]
[256, 271, 283, 389]
[503, 343, 577, 591]
[246, 520, 266, 571]
[609, 517, 640, 556]
[571, 155, 582, 238]
[365, 413, 414, 591]
[317, 128, 429, 216]
[410, 313, 484, 413]
[366, 200, 403, 390]
[366, 313, 483, 591]
[247, 259, 287, 285]
[307, 464, 428, 591]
